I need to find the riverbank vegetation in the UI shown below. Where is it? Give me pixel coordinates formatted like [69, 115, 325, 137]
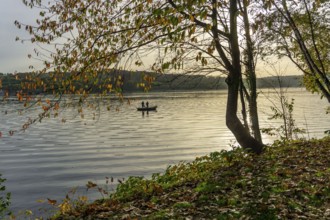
[49, 137, 330, 219]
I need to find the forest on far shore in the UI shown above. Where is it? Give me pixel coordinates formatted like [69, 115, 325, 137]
[0, 71, 303, 95]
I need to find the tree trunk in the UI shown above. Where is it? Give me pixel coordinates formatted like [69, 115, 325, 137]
[249, 95, 262, 142]
[239, 79, 250, 131]
[241, 0, 262, 142]
[226, 75, 264, 154]
[226, 0, 264, 154]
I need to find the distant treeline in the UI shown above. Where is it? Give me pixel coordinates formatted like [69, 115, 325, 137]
[0, 71, 303, 95]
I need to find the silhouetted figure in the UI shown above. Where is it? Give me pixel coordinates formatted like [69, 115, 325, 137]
[146, 101, 149, 108]
[141, 101, 145, 108]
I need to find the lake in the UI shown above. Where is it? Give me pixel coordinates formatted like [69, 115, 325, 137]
[0, 89, 329, 216]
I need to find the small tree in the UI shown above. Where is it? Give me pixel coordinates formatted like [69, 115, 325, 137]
[261, 65, 305, 141]
[265, 93, 303, 141]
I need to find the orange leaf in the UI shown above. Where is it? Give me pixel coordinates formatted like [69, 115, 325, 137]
[42, 105, 49, 111]
[47, 198, 57, 206]
[54, 102, 60, 110]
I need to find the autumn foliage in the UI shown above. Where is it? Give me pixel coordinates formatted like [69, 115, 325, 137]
[50, 137, 330, 219]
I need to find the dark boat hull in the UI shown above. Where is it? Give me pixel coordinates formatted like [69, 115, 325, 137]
[137, 106, 157, 111]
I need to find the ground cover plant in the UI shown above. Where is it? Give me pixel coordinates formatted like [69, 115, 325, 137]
[48, 137, 330, 219]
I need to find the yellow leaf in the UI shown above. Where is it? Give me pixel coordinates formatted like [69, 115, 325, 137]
[78, 196, 88, 203]
[37, 199, 45, 203]
[189, 14, 194, 21]
[58, 201, 72, 214]
[25, 210, 33, 216]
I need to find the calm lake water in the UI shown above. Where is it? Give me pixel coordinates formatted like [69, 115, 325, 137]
[0, 89, 329, 216]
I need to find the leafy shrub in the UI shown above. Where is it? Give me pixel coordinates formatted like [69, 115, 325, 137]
[113, 176, 163, 202]
[0, 174, 11, 217]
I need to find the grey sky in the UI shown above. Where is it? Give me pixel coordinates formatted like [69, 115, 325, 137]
[0, 0, 41, 73]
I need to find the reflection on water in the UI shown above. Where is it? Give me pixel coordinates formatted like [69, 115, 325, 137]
[0, 89, 328, 214]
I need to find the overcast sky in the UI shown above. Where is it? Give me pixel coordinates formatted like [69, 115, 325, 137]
[0, 0, 41, 73]
[0, 0, 301, 76]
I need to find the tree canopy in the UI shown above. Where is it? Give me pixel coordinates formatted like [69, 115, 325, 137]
[14, 0, 329, 152]
[13, 0, 271, 153]
[258, 0, 330, 102]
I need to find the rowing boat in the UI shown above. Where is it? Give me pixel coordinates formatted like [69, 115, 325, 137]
[137, 106, 157, 111]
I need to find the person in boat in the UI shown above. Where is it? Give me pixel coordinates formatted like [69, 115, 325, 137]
[146, 101, 149, 108]
[141, 101, 145, 108]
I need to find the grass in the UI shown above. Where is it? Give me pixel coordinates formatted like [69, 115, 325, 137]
[45, 137, 330, 219]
